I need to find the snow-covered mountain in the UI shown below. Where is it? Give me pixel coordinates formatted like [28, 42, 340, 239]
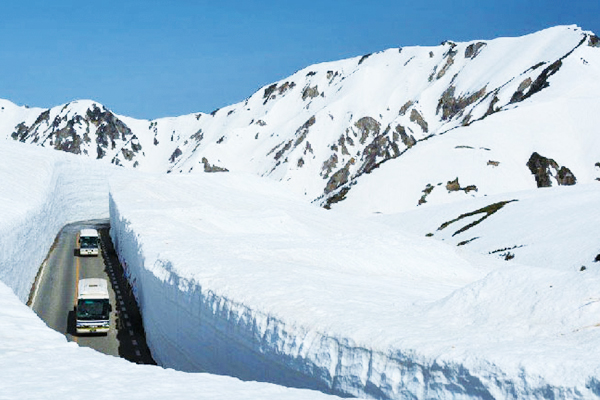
[2, 25, 599, 214]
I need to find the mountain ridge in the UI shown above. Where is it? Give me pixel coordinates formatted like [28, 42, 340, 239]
[1, 25, 599, 213]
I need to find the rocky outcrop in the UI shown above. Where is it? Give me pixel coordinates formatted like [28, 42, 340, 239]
[437, 86, 487, 121]
[202, 157, 229, 173]
[465, 42, 486, 59]
[526, 152, 577, 187]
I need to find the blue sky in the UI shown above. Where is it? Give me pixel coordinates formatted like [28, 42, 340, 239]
[0, 0, 598, 120]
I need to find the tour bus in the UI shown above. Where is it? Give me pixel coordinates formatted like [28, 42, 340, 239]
[76, 278, 111, 335]
[79, 228, 99, 256]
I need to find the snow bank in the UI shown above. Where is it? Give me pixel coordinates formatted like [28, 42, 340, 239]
[109, 171, 600, 399]
[0, 140, 110, 302]
[0, 140, 350, 400]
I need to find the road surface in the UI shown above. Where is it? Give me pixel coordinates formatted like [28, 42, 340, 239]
[29, 219, 155, 365]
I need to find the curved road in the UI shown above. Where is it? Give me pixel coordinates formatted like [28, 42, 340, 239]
[29, 219, 155, 365]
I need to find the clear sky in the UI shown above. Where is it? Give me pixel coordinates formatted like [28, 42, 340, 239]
[0, 0, 598, 120]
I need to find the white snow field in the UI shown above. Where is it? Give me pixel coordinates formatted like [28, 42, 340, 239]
[0, 139, 350, 400]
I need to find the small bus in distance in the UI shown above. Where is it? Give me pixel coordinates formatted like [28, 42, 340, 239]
[79, 228, 99, 256]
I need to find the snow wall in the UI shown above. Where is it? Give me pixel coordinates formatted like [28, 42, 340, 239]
[108, 184, 568, 400]
[0, 144, 110, 302]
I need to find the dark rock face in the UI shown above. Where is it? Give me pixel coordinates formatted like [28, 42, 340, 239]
[465, 42, 487, 59]
[325, 159, 354, 194]
[169, 148, 182, 163]
[446, 177, 478, 194]
[526, 152, 577, 187]
[263, 81, 296, 105]
[87, 104, 134, 160]
[588, 35, 600, 47]
[354, 117, 380, 144]
[437, 86, 487, 121]
[202, 157, 229, 173]
[512, 60, 562, 104]
[302, 86, 320, 101]
[396, 125, 416, 148]
[410, 109, 428, 133]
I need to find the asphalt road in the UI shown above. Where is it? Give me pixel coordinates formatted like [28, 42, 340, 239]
[29, 219, 155, 365]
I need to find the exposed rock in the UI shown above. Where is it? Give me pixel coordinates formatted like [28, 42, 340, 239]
[321, 153, 338, 179]
[513, 60, 562, 103]
[465, 42, 487, 59]
[436, 51, 456, 80]
[446, 177, 478, 193]
[325, 158, 355, 194]
[273, 116, 315, 161]
[510, 77, 533, 103]
[588, 35, 600, 47]
[410, 109, 428, 133]
[446, 178, 461, 192]
[396, 125, 416, 148]
[526, 152, 577, 187]
[302, 86, 320, 101]
[11, 122, 29, 142]
[358, 53, 372, 65]
[483, 95, 501, 118]
[202, 157, 229, 173]
[418, 183, 435, 205]
[437, 86, 487, 121]
[263, 82, 296, 105]
[487, 160, 500, 167]
[354, 117, 380, 144]
[53, 122, 82, 154]
[557, 166, 577, 185]
[357, 132, 401, 176]
[169, 148, 182, 163]
[263, 83, 277, 100]
[399, 100, 413, 116]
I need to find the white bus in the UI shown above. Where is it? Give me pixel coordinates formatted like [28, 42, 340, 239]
[76, 278, 111, 334]
[79, 228, 99, 256]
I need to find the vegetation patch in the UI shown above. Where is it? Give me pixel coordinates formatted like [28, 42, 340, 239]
[457, 237, 479, 246]
[438, 200, 517, 236]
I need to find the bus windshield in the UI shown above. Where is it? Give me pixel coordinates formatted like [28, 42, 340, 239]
[77, 299, 110, 321]
[80, 236, 98, 249]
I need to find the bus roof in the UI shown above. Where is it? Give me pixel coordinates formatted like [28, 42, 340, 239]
[80, 228, 99, 238]
[78, 278, 109, 299]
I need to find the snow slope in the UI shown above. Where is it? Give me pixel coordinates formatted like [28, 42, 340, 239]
[2, 26, 599, 212]
[0, 139, 351, 400]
